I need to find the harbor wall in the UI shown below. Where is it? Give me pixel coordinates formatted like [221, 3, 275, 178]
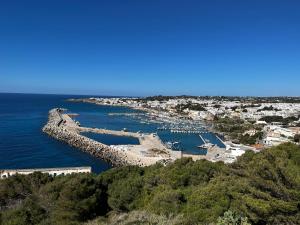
[42, 109, 140, 167]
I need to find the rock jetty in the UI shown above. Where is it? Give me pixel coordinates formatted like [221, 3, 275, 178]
[43, 108, 137, 166]
[42, 108, 179, 167]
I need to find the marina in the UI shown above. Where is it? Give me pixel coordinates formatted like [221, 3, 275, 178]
[42, 107, 234, 167]
[198, 134, 215, 149]
[0, 94, 234, 174]
[1, 1, 299, 223]
[103, 108, 224, 154]
[43, 108, 182, 167]
[0, 94, 227, 173]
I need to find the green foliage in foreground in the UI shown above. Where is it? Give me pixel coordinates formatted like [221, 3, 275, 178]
[85, 210, 251, 225]
[1, 143, 300, 225]
[295, 134, 300, 143]
[84, 210, 184, 225]
[217, 210, 251, 225]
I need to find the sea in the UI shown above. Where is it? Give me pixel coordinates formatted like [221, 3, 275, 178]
[0, 93, 224, 173]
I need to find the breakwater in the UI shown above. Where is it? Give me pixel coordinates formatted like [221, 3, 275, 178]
[42, 108, 178, 167]
[43, 109, 134, 166]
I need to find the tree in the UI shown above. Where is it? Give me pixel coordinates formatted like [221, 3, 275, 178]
[107, 176, 143, 211]
[0, 143, 300, 225]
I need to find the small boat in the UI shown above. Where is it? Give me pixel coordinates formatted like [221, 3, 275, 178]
[198, 143, 215, 149]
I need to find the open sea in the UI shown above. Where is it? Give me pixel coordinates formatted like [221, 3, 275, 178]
[0, 93, 224, 173]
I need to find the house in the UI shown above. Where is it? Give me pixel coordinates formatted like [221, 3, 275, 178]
[256, 120, 267, 125]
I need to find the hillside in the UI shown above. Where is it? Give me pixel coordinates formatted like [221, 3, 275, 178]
[1, 143, 299, 225]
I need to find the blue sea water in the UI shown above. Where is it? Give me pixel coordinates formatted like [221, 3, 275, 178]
[82, 133, 140, 145]
[0, 93, 113, 173]
[0, 93, 224, 173]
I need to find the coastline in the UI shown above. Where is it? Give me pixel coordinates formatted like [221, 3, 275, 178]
[68, 97, 225, 140]
[66, 98, 263, 160]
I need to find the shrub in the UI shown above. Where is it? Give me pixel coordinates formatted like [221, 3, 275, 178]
[1, 143, 300, 225]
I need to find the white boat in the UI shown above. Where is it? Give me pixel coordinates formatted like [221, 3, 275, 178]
[198, 143, 215, 149]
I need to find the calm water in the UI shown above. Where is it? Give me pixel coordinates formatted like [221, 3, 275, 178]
[0, 93, 113, 173]
[82, 133, 140, 145]
[0, 93, 224, 173]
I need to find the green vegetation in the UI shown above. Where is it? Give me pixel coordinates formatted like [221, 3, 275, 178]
[217, 210, 251, 225]
[84, 210, 184, 225]
[238, 131, 263, 145]
[257, 106, 280, 112]
[260, 115, 299, 125]
[241, 104, 261, 108]
[1, 143, 300, 225]
[85, 210, 251, 225]
[213, 116, 263, 145]
[175, 102, 207, 113]
[294, 134, 300, 143]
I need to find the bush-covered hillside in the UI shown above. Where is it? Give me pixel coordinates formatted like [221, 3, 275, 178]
[1, 143, 300, 225]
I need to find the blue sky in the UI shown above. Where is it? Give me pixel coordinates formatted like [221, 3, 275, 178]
[0, 0, 299, 96]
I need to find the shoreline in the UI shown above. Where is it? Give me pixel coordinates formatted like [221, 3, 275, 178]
[66, 98, 262, 162]
[68, 98, 226, 140]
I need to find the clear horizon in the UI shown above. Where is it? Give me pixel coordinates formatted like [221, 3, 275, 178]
[1, 1, 300, 96]
[1, 92, 300, 98]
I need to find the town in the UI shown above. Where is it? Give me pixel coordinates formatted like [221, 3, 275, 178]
[69, 96, 300, 155]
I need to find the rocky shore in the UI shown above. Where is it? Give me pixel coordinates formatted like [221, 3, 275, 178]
[42, 108, 142, 167]
[42, 108, 177, 167]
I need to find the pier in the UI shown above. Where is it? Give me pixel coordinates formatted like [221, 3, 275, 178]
[216, 135, 227, 147]
[43, 108, 181, 167]
[197, 134, 214, 149]
[199, 134, 206, 144]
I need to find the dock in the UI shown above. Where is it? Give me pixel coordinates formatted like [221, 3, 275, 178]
[216, 135, 226, 145]
[199, 134, 206, 144]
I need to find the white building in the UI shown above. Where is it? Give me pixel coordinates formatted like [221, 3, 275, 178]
[0, 167, 91, 179]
